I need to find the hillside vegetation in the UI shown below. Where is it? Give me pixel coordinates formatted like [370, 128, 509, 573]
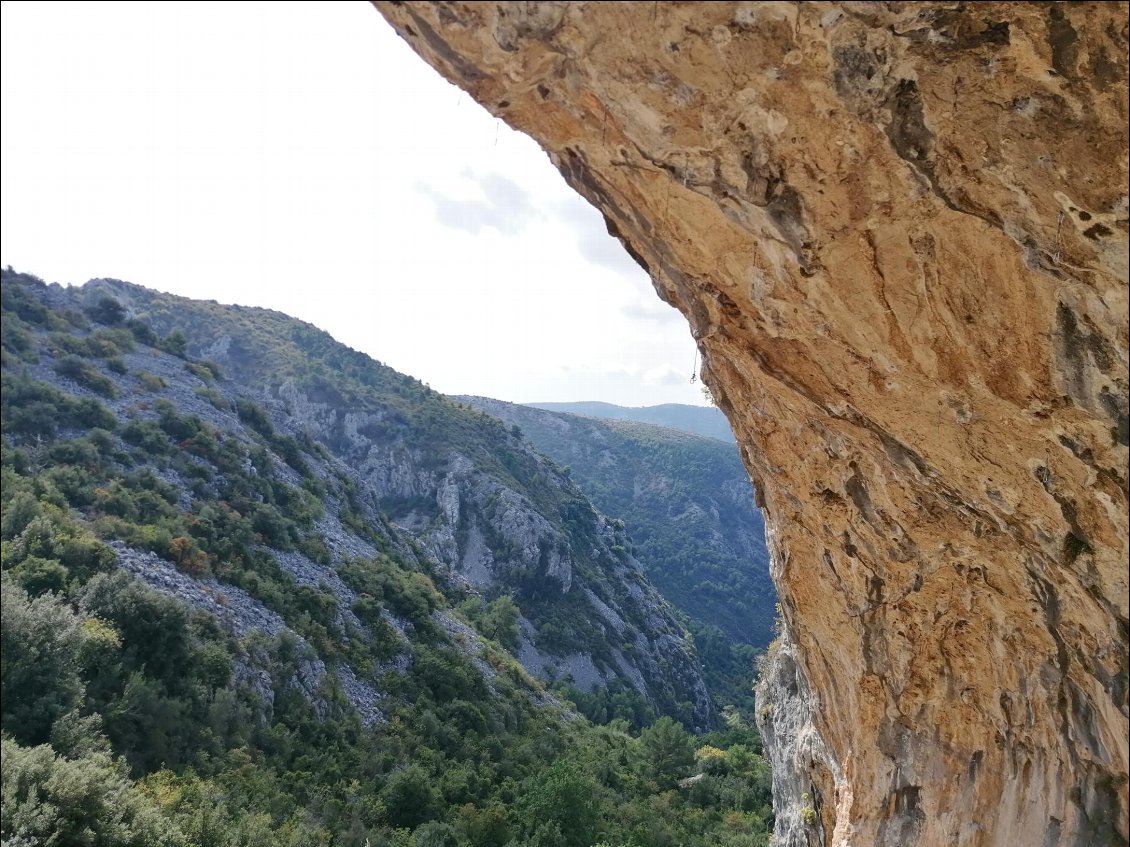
[0, 269, 775, 846]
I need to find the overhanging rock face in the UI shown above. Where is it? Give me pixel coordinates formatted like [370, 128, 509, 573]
[372, 3, 1128, 845]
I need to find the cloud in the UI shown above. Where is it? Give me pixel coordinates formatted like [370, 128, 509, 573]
[552, 195, 647, 277]
[577, 231, 644, 276]
[558, 362, 641, 378]
[643, 363, 689, 387]
[621, 295, 681, 324]
[415, 170, 540, 235]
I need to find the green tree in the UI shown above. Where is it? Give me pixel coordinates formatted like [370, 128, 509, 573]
[0, 578, 88, 744]
[0, 738, 186, 847]
[78, 571, 192, 688]
[481, 596, 521, 649]
[637, 716, 695, 788]
[519, 761, 598, 847]
[382, 765, 439, 829]
[89, 296, 127, 326]
[413, 821, 459, 847]
[455, 803, 511, 847]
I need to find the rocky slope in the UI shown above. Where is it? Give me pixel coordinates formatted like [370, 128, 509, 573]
[460, 395, 775, 715]
[1, 270, 528, 733]
[460, 395, 775, 648]
[63, 275, 714, 730]
[373, 4, 1129, 845]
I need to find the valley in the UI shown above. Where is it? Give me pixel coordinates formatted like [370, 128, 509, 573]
[1, 269, 777, 846]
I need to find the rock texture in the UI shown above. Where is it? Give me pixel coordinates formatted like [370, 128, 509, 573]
[372, 3, 1129, 845]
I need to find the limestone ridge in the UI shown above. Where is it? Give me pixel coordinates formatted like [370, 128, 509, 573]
[372, 3, 1129, 845]
[69, 277, 715, 731]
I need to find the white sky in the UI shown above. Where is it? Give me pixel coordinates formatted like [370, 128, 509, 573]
[0, 1, 706, 407]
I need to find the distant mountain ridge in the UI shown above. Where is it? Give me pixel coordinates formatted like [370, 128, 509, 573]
[528, 401, 736, 443]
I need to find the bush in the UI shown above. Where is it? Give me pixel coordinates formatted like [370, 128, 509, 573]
[0, 738, 186, 847]
[0, 579, 88, 744]
[9, 555, 69, 595]
[518, 760, 598, 847]
[413, 821, 459, 847]
[1, 491, 41, 539]
[160, 330, 188, 358]
[382, 766, 440, 828]
[235, 398, 275, 437]
[460, 595, 521, 650]
[0, 315, 33, 355]
[78, 572, 191, 689]
[123, 419, 172, 455]
[194, 386, 226, 408]
[88, 296, 127, 327]
[3, 513, 116, 583]
[638, 716, 696, 788]
[54, 355, 118, 398]
[127, 318, 159, 346]
[1, 373, 117, 437]
[184, 361, 215, 384]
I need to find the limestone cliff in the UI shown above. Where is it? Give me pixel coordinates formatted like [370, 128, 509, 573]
[372, 3, 1129, 845]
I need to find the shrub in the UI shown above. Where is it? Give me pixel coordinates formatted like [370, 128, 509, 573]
[0, 316, 32, 355]
[460, 595, 521, 650]
[127, 318, 158, 347]
[9, 555, 70, 595]
[122, 419, 172, 455]
[1, 491, 41, 539]
[184, 362, 214, 384]
[0, 579, 88, 744]
[235, 398, 274, 437]
[87, 296, 127, 326]
[638, 716, 696, 788]
[518, 760, 598, 847]
[77, 572, 191, 688]
[0, 738, 188, 846]
[54, 355, 117, 398]
[1, 373, 116, 437]
[381, 765, 439, 828]
[159, 330, 188, 358]
[194, 386, 226, 409]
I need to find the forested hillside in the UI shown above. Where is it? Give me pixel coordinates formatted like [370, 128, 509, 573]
[0, 269, 775, 846]
[458, 397, 776, 716]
